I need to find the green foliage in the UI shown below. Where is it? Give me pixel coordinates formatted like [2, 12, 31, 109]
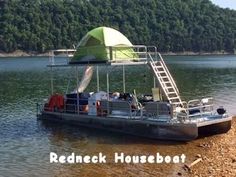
[0, 0, 236, 53]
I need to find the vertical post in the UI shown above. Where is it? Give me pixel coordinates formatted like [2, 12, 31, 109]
[187, 104, 189, 121]
[66, 50, 69, 64]
[96, 65, 100, 92]
[50, 66, 54, 95]
[76, 66, 80, 114]
[145, 46, 148, 61]
[51, 50, 55, 65]
[170, 104, 174, 119]
[109, 46, 113, 61]
[123, 65, 126, 93]
[200, 101, 203, 118]
[153, 76, 156, 88]
[155, 47, 157, 60]
[76, 66, 79, 92]
[106, 66, 110, 115]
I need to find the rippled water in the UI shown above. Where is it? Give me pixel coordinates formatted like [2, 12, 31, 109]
[0, 55, 236, 177]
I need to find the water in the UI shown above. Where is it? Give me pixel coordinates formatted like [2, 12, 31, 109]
[0, 55, 235, 177]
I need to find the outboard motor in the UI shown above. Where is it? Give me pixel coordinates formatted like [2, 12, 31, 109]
[217, 106, 226, 115]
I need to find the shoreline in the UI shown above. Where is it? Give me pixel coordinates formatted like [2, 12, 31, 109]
[162, 51, 236, 56]
[0, 50, 49, 57]
[0, 50, 235, 58]
[181, 116, 236, 177]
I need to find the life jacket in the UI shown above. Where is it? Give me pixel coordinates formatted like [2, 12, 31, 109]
[45, 94, 64, 112]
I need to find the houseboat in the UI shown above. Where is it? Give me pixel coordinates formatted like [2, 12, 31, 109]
[37, 27, 232, 141]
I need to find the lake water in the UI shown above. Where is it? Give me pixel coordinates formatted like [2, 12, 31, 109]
[0, 55, 236, 176]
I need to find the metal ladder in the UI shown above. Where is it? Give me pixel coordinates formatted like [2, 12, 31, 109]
[148, 52, 183, 107]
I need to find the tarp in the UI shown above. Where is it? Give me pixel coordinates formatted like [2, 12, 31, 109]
[72, 27, 137, 62]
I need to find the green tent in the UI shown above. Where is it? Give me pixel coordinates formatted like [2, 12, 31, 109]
[72, 27, 138, 62]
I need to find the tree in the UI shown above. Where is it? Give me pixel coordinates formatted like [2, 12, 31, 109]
[0, 0, 235, 53]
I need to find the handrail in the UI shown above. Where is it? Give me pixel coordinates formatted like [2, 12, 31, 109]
[157, 52, 179, 94]
[49, 49, 76, 65]
[147, 53, 166, 92]
[147, 52, 183, 107]
[48, 45, 160, 66]
[176, 97, 214, 121]
[41, 96, 145, 118]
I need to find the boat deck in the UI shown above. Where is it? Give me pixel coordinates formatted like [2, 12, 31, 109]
[38, 110, 232, 141]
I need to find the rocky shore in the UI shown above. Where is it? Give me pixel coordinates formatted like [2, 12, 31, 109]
[50, 117, 236, 177]
[178, 117, 236, 177]
[0, 50, 49, 57]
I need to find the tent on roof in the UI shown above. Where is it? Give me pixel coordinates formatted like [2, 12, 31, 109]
[72, 27, 137, 62]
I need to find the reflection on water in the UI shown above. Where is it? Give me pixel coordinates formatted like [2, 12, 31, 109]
[0, 55, 236, 176]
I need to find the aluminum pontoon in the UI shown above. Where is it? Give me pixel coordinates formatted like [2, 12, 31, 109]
[37, 45, 232, 141]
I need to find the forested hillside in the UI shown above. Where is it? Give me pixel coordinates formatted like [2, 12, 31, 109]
[0, 0, 236, 53]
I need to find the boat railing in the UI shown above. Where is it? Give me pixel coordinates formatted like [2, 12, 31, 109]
[73, 45, 157, 62]
[109, 45, 147, 61]
[142, 102, 172, 119]
[60, 97, 172, 120]
[176, 97, 214, 121]
[49, 49, 76, 65]
[99, 100, 143, 118]
[41, 97, 145, 119]
[38, 96, 213, 122]
[48, 45, 160, 66]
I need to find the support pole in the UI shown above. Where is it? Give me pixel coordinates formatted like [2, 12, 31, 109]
[123, 65, 126, 93]
[76, 66, 80, 114]
[153, 76, 156, 88]
[96, 65, 100, 92]
[50, 67, 54, 95]
[106, 66, 110, 114]
[109, 46, 113, 61]
[51, 51, 55, 65]
[106, 67, 110, 97]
